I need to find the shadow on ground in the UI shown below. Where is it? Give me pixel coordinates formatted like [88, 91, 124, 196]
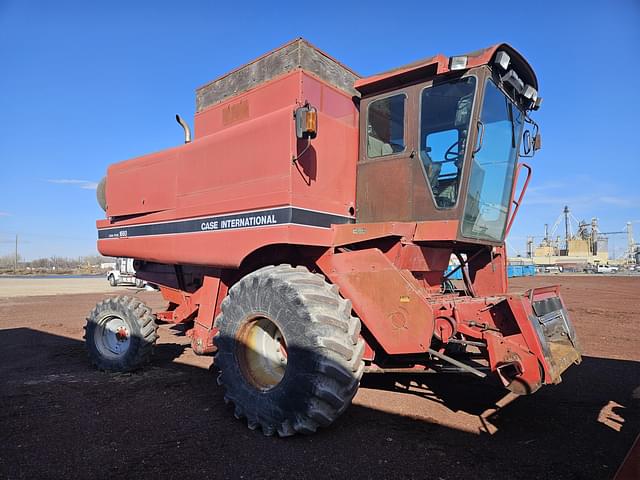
[0, 327, 638, 479]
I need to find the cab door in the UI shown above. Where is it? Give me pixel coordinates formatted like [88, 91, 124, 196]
[356, 90, 422, 223]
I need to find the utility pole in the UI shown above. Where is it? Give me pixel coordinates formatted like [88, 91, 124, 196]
[14, 234, 18, 273]
[563, 205, 570, 252]
[627, 222, 634, 263]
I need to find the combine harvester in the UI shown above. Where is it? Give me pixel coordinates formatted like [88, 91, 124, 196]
[87, 39, 582, 436]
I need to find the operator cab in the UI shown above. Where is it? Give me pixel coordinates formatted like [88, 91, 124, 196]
[354, 44, 541, 246]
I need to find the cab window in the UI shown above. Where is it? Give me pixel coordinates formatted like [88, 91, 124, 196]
[367, 94, 406, 158]
[419, 77, 476, 208]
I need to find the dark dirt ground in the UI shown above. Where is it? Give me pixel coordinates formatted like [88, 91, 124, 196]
[0, 276, 638, 479]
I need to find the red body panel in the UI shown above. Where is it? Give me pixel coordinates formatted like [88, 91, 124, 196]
[99, 224, 334, 268]
[317, 248, 436, 355]
[99, 70, 358, 266]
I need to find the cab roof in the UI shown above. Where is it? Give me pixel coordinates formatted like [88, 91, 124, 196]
[354, 43, 537, 97]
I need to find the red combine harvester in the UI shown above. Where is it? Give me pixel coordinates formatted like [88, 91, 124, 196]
[87, 39, 581, 436]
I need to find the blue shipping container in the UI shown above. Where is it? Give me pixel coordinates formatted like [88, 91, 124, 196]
[446, 264, 535, 279]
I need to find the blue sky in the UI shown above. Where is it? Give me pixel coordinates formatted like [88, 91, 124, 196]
[1, 0, 638, 260]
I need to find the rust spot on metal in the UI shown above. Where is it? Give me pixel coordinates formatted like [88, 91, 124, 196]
[222, 99, 250, 126]
[390, 311, 409, 330]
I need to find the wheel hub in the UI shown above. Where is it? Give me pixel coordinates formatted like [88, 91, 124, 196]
[237, 316, 287, 391]
[95, 315, 131, 358]
[115, 326, 128, 342]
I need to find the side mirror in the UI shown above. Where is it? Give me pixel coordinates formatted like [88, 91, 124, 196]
[522, 129, 532, 155]
[522, 129, 542, 156]
[533, 133, 542, 151]
[295, 105, 317, 139]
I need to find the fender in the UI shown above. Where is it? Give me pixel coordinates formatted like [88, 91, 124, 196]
[316, 248, 435, 355]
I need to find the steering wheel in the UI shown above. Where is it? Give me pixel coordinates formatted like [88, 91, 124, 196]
[444, 140, 461, 161]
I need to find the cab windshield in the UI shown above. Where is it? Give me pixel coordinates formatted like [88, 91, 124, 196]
[461, 79, 524, 242]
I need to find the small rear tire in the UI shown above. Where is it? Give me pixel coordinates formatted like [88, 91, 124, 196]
[84, 296, 158, 372]
[214, 264, 365, 436]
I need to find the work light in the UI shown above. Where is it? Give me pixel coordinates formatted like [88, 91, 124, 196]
[494, 51, 511, 71]
[449, 56, 468, 70]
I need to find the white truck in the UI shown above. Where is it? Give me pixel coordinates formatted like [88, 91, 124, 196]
[106, 257, 145, 287]
[595, 264, 618, 274]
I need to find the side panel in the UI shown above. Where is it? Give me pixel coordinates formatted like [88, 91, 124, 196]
[317, 248, 435, 355]
[293, 72, 359, 217]
[468, 245, 509, 296]
[177, 106, 293, 212]
[107, 74, 299, 220]
[98, 71, 360, 268]
[107, 148, 180, 217]
[98, 222, 338, 268]
[194, 71, 302, 138]
[356, 157, 414, 222]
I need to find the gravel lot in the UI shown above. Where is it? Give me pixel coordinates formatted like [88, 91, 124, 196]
[0, 276, 638, 479]
[0, 277, 113, 297]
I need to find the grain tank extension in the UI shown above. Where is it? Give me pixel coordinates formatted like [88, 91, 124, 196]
[86, 39, 581, 436]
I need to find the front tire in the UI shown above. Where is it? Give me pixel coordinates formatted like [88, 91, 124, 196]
[214, 264, 364, 436]
[108, 275, 117, 287]
[84, 296, 158, 372]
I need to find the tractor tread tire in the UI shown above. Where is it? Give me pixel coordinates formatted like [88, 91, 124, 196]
[214, 264, 364, 437]
[84, 295, 158, 372]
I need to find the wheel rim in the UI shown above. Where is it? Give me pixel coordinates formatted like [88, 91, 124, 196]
[237, 315, 287, 391]
[94, 315, 131, 359]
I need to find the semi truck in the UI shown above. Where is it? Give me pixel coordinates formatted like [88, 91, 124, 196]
[106, 257, 145, 287]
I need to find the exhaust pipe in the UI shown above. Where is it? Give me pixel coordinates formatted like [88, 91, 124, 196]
[175, 114, 192, 144]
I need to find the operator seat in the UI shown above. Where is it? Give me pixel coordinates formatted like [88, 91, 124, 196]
[367, 135, 394, 157]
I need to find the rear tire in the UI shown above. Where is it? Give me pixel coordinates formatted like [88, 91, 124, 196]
[214, 264, 364, 436]
[84, 296, 158, 372]
[108, 275, 117, 287]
